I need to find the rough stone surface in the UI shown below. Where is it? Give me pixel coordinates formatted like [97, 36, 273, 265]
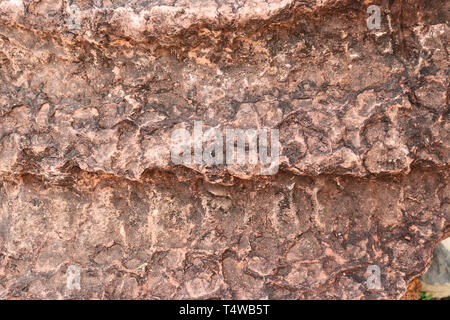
[0, 0, 448, 299]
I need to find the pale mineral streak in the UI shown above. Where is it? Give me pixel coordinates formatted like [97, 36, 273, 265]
[0, 0, 448, 299]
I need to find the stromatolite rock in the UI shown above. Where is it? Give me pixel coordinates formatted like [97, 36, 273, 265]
[0, 0, 448, 299]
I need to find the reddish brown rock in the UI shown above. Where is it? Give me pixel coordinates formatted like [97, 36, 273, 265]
[0, 0, 448, 299]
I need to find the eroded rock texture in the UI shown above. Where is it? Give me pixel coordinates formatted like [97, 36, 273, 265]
[0, 0, 448, 299]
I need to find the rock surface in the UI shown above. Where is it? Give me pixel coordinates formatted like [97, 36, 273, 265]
[0, 0, 448, 299]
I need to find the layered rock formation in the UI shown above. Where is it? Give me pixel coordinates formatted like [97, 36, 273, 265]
[0, 0, 448, 299]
